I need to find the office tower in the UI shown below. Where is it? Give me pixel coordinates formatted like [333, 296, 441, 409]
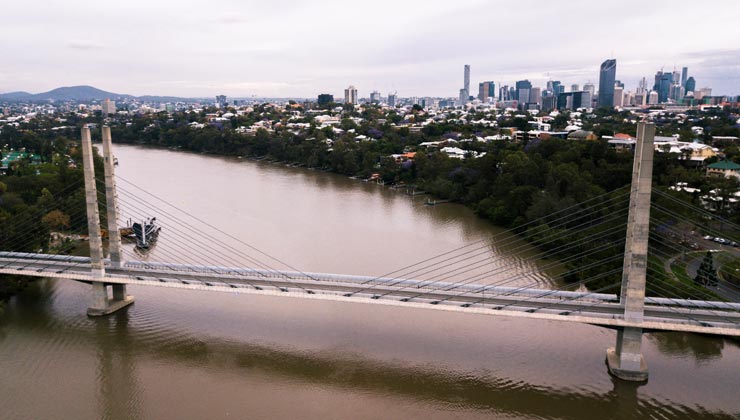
[670, 84, 684, 101]
[583, 83, 595, 97]
[387, 93, 397, 107]
[614, 80, 625, 88]
[515, 80, 532, 107]
[613, 86, 624, 107]
[547, 80, 563, 97]
[598, 59, 617, 107]
[653, 71, 672, 103]
[344, 85, 358, 104]
[681, 67, 688, 87]
[464, 64, 470, 96]
[634, 92, 647, 106]
[215, 95, 227, 107]
[542, 95, 557, 113]
[317, 94, 334, 106]
[648, 91, 659, 105]
[499, 85, 510, 101]
[672, 70, 681, 84]
[637, 77, 648, 94]
[102, 98, 116, 115]
[530, 87, 542, 105]
[685, 77, 696, 93]
[459, 88, 468, 106]
[571, 84, 579, 92]
[370, 91, 381, 103]
[556, 91, 590, 110]
[478, 81, 495, 101]
[581, 91, 593, 109]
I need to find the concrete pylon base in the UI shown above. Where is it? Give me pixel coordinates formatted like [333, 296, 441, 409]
[87, 296, 135, 317]
[606, 347, 649, 382]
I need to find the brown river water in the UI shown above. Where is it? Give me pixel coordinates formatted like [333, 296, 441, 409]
[0, 144, 738, 419]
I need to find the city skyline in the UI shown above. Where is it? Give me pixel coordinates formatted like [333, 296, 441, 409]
[1, 0, 739, 98]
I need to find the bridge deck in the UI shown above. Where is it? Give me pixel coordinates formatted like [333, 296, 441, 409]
[1, 255, 739, 337]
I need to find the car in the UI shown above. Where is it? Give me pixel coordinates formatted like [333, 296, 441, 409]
[703, 235, 713, 240]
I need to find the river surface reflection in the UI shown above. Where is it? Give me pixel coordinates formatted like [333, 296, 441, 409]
[0, 144, 738, 419]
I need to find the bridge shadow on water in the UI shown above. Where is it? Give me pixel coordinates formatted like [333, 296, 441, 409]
[80, 309, 736, 420]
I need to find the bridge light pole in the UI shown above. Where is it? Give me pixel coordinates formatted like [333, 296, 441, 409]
[81, 126, 134, 316]
[607, 121, 654, 382]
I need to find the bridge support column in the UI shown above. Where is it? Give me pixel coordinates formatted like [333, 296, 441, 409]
[87, 282, 134, 317]
[606, 121, 654, 382]
[606, 327, 648, 381]
[81, 126, 133, 316]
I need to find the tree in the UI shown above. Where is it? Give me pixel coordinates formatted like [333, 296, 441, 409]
[42, 210, 71, 231]
[694, 251, 719, 287]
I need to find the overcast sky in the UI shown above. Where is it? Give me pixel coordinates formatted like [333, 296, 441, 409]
[1, 0, 739, 98]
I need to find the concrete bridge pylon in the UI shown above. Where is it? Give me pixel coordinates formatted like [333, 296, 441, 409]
[81, 126, 134, 316]
[606, 121, 655, 382]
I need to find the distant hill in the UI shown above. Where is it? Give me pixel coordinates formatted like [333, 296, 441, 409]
[0, 85, 191, 102]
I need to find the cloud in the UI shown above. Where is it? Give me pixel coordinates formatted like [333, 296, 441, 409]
[66, 40, 106, 50]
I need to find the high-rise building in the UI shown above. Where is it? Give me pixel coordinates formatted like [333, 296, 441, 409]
[478, 81, 495, 102]
[344, 85, 358, 104]
[499, 85, 510, 101]
[571, 84, 579, 92]
[598, 59, 617, 107]
[613, 86, 624, 107]
[670, 84, 684, 101]
[463, 64, 470, 96]
[529, 87, 542, 106]
[547, 80, 563, 96]
[387, 93, 397, 107]
[648, 91, 659, 105]
[102, 98, 116, 115]
[515, 80, 532, 107]
[672, 70, 681, 85]
[370, 91, 381, 103]
[459, 88, 470, 106]
[685, 77, 696, 93]
[215, 95, 227, 107]
[681, 67, 688, 87]
[557, 91, 590, 110]
[637, 77, 648, 94]
[317, 94, 334, 106]
[583, 83, 595, 97]
[542, 95, 557, 113]
[653, 71, 672, 103]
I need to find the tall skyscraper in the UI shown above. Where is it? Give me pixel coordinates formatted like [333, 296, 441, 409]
[529, 87, 542, 106]
[613, 86, 624, 107]
[459, 88, 468, 106]
[653, 71, 672, 103]
[515, 80, 532, 107]
[571, 84, 580, 92]
[598, 59, 617, 107]
[464, 64, 470, 96]
[681, 67, 688, 87]
[685, 77, 696, 93]
[583, 83, 595, 98]
[344, 85, 358, 104]
[215, 95, 227, 107]
[387, 93, 397, 107]
[370, 91, 381, 103]
[478, 81, 495, 101]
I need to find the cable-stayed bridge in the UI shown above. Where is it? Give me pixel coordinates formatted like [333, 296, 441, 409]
[2, 123, 740, 382]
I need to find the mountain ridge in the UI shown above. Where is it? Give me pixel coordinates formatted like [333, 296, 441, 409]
[0, 85, 192, 102]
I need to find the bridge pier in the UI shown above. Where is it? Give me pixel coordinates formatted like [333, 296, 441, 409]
[87, 283, 134, 317]
[606, 121, 654, 382]
[606, 327, 648, 381]
[81, 126, 133, 316]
